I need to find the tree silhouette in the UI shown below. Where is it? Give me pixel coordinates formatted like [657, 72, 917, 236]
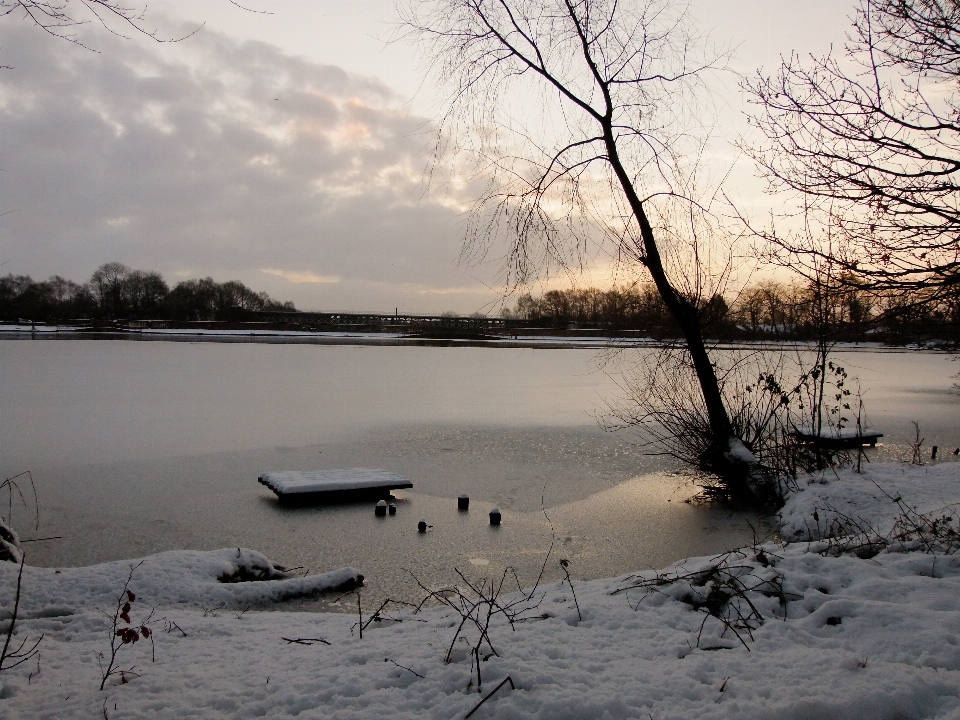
[402, 0, 755, 488]
[744, 0, 960, 308]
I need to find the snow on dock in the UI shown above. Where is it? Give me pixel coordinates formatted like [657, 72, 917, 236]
[258, 468, 413, 503]
[788, 426, 883, 448]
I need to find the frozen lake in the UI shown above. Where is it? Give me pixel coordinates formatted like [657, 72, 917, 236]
[1, 339, 957, 606]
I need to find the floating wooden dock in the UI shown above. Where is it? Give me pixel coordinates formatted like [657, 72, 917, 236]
[788, 428, 883, 449]
[258, 468, 413, 505]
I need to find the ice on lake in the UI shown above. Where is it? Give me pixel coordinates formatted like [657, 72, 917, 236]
[1, 339, 956, 605]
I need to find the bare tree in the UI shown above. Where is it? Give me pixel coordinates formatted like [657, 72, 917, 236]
[90, 261, 130, 317]
[124, 270, 168, 318]
[743, 0, 960, 307]
[401, 0, 757, 487]
[1, 0, 202, 47]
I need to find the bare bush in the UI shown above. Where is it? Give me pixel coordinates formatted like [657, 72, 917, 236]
[804, 491, 960, 561]
[1, 472, 38, 555]
[1, 558, 43, 674]
[0, 472, 43, 675]
[411, 567, 547, 693]
[605, 333, 870, 504]
[97, 563, 156, 690]
[613, 544, 797, 651]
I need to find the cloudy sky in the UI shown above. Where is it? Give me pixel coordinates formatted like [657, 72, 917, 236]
[0, 0, 857, 314]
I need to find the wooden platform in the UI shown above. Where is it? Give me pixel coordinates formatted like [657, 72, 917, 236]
[258, 468, 413, 505]
[788, 429, 883, 449]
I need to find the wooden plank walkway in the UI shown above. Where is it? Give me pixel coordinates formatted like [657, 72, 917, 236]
[258, 468, 413, 505]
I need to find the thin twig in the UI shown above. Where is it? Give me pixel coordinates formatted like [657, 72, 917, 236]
[282, 637, 331, 646]
[1, 556, 43, 672]
[384, 657, 424, 678]
[464, 676, 515, 719]
[559, 559, 583, 622]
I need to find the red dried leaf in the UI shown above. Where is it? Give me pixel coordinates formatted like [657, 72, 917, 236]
[141, 627, 151, 639]
[120, 612, 131, 624]
[126, 590, 136, 602]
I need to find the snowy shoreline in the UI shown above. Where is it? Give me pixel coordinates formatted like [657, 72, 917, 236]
[2, 461, 960, 719]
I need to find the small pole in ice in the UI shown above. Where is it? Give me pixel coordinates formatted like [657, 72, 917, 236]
[388, 503, 397, 515]
[489, 508, 501, 526]
[931, 446, 938, 460]
[375, 500, 387, 517]
[417, 520, 427, 533]
[458, 494, 470, 511]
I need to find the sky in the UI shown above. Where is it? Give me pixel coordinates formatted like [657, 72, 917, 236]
[0, 0, 859, 314]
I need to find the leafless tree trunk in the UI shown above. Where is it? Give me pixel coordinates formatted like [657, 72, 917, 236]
[402, 0, 747, 482]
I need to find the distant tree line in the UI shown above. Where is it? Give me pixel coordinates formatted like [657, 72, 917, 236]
[501, 286, 729, 337]
[728, 278, 959, 342]
[0, 262, 295, 322]
[502, 280, 960, 343]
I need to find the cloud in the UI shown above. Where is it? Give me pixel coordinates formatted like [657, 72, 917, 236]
[260, 268, 340, 284]
[418, 284, 491, 296]
[0, 18, 496, 312]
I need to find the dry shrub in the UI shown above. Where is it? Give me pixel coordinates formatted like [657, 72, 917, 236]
[604, 344, 867, 504]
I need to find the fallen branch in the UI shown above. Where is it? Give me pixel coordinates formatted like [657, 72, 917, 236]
[384, 657, 424, 678]
[282, 637, 330, 646]
[360, 598, 418, 632]
[163, 620, 187, 637]
[201, 603, 225, 618]
[464, 676, 515, 719]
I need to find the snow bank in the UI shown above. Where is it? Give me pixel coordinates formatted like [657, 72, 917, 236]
[0, 548, 362, 622]
[726, 437, 758, 464]
[780, 462, 960, 542]
[2, 463, 959, 719]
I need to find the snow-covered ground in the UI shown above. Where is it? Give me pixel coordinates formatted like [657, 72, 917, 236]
[2, 462, 959, 719]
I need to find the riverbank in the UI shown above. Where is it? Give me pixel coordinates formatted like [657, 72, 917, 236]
[2, 460, 959, 719]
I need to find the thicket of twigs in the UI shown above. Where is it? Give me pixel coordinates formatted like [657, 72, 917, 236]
[604, 340, 866, 505]
[613, 543, 797, 651]
[1, 472, 42, 676]
[802, 495, 960, 562]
